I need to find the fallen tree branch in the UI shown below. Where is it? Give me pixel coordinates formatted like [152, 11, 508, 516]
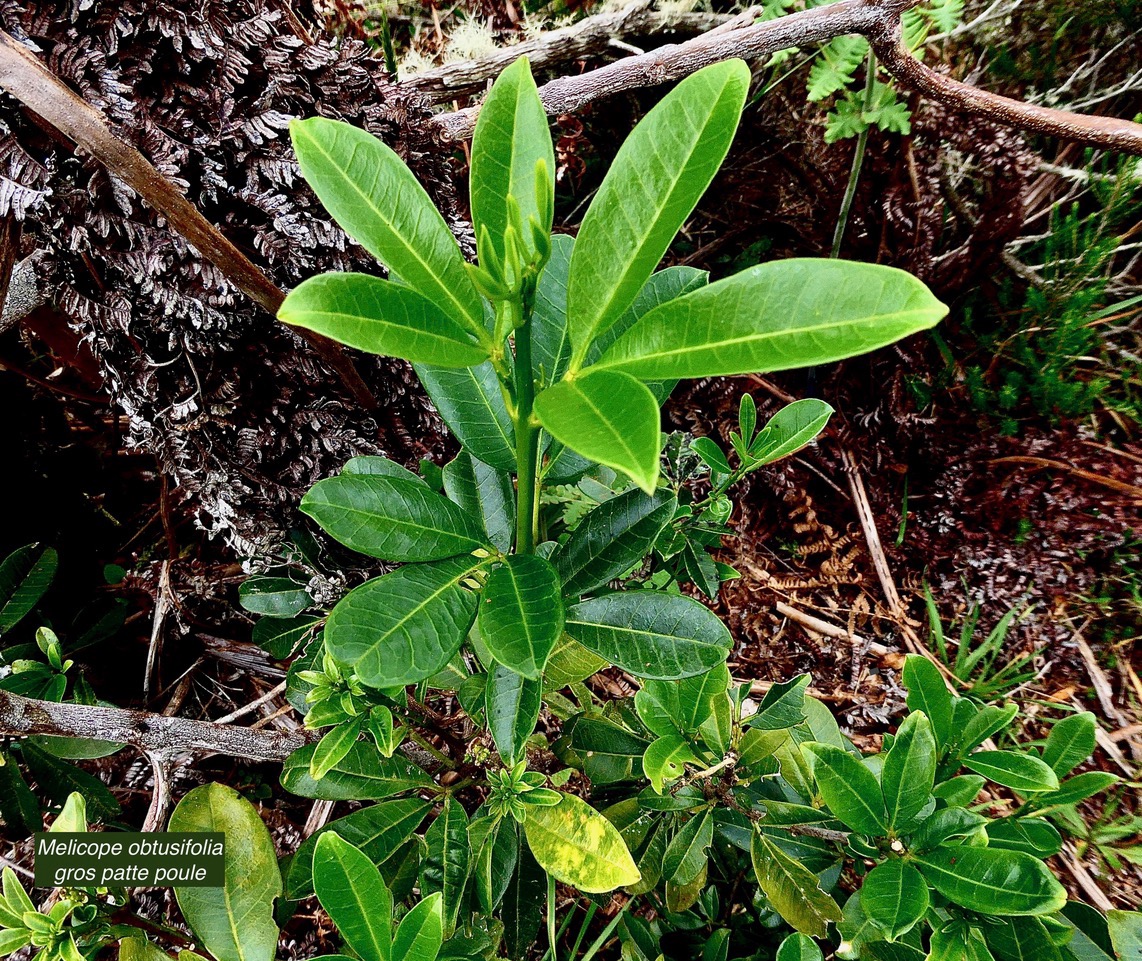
[430, 0, 1142, 156]
[0, 689, 315, 763]
[0, 29, 377, 409]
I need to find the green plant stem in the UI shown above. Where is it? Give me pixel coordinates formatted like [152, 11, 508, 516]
[567, 902, 597, 960]
[578, 897, 634, 961]
[830, 48, 877, 259]
[513, 310, 541, 554]
[547, 873, 558, 961]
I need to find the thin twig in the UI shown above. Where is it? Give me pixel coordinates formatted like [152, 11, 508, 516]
[776, 600, 893, 656]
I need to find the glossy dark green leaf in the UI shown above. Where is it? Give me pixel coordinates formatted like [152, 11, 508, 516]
[1030, 772, 1119, 808]
[0, 543, 57, 633]
[470, 56, 554, 266]
[565, 591, 732, 679]
[803, 743, 887, 836]
[566, 61, 749, 363]
[955, 703, 1018, 757]
[170, 784, 281, 961]
[882, 711, 936, 831]
[487, 664, 542, 763]
[902, 655, 953, 754]
[252, 614, 321, 659]
[523, 793, 641, 893]
[535, 370, 662, 494]
[1041, 712, 1097, 778]
[313, 832, 392, 961]
[986, 818, 1062, 857]
[280, 273, 486, 366]
[414, 362, 516, 472]
[751, 673, 811, 730]
[914, 846, 1067, 916]
[532, 234, 575, 386]
[21, 742, 119, 820]
[748, 399, 834, 466]
[964, 751, 1059, 793]
[910, 807, 987, 853]
[932, 774, 986, 807]
[479, 555, 563, 678]
[642, 734, 698, 794]
[982, 917, 1063, 961]
[443, 449, 515, 552]
[342, 455, 424, 483]
[860, 860, 928, 941]
[750, 832, 841, 938]
[301, 474, 486, 562]
[471, 816, 518, 914]
[391, 894, 444, 961]
[552, 488, 677, 598]
[635, 663, 730, 737]
[290, 118, 484, 336]
[285, 799, 431, 899]
[501, 839, 544, 961]
[282, 742, 432, 800]
[596, 259, 947, 380]
[419, 798, 470, 937]
[0, 749, 41, 834]
[324, 555, 484, 688]
[662, 809, 713, 885]
[239, 577, 311, 618]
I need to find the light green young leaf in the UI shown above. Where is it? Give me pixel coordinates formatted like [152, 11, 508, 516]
[119, 938, 172, 961]
[313, 833, 392, 961]
[595, 259, 947, 380]
[49, 793, 88, 833]
[391, 894, 444, 961]
[803, 743, 887, 836]
[635, 663, 731, 737]
[486, 664, 542, 763]
[1041, 712, 1097, 778]
[279, 274, 486, 367]
[169, 784, 281, 961]
[1107, 910, 1142, 961]
[443, 449, 515, 552]
[523, 793, 641, 893]
[859, 860, 928, 941]
[535, 370, 662, 494]
[567, 60, 750, 366]
[301, 474, 486, 562]
[478, 555, 564, 678]
[963, 751, 1059, 793]
[552, 488, 677, 598]
[881, 711, 936, 831]
[419, 799, 470, 937]
[470, 56, 554, 266]
[309, 718, 363, 781]
[290, 118, 484, 336]
[914, 846, 1066, 916]
[748, 399, 834, 466]
[542, 635, 608, 689]
[324, 555, 484, 688]
[414, 362, 517, 472]
[642, 735, 699, 794]
[565, 591, 732, 679]
[750, 832, 841, 938]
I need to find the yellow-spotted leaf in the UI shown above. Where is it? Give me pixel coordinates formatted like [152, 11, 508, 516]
[522, 793, 640, 893]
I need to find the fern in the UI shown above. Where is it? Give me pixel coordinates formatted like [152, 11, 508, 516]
[824, 82, 911, 142]
[806, 36, 869, 102]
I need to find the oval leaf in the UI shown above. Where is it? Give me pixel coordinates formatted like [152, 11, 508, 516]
[535, 370, 661, 495]
[478, 555, 564, 678]
[1041, 711, 1097, 778]
[803, 743, 887, 836]
[750, 831, 841, 938]
[0, 543, 57, 633]
[522, 793, 640, 893]
[661, 808, 713, 885]
[169, 784, 280, 961]
[280, 273, 486, 367]
[391, 894, 444, 961]
[776, 933, 823, 961]
[487, 664, 542, 763]
[313, 833, 392, 961]
[914, 846, 1067, 916]
[963, 750, 1060, 793]
[282, 742, 432, 800]
[860, 860, 929, 941]
[301, 474, 486, 562]
[565, 591, 732, 680]
[443, 449, 515, 552]
[881, 711, 936, 831]
[414, 362, 517, 472]
[595, 259, 947, 379]
[642, 734, 699, 794]
[749, 399, 834, 466]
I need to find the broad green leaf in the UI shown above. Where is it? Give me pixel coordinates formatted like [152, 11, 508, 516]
[252, 614, 320, 659]
[666, 862, 706, 912]
[750, 832, 841, 938]
[523, 793, 640, 893]
[290, 118, 484, 335]
[542, 635, 608, 689]
[413, 362, 516, 472]
[313, 833, 392, 961]
[535, 370, 661, 494]
[0, 543, 57, 633]
[914, 846, 1066, 916]
[21, 742, 118, 820]
[837, 892, 880, 960]
[239, 577, 311, 618]
[776, 933, 824, 961]
[552, 488, 677, 598]
[955, 703, 1018, 757]
[169, 784, 280, 961]
[487, 664, 542, 763]
[1029, 772, 1119, 809]
[902, 655, 953, 753]
[803, 743, 887, 836]
[325, 555, 484, 688]
[750, 673, 811, 730]
[662, 808, 713, 884]
[310, 718, 363, 780]
[860, 861, 928, 941]
[563, 714, 649, 783]
[933, 774, 986, 807]
[391, 894, 444, 961]
[636, 663, 730, 736]
[119, 938, 174, 961]
[595, 258, 947, 379]
[642, 734, 698, 793]
[342, 455, 424, 483]
[1041, 712, 1097, 778]
[419, 798, 469, 937]
[862, 944, 927, 961]
[470, 817, 518, 914]
[910, 807, 987, 853]
[50, 793, 88, 833]
[0, 930, 31, 956]
[470, 56, 554, 266]
[282, 742, 432, 800]
[1107, 910, 1142, 961]
[532, 234, 575, 386]
[565, 591, 732, 679]
[301, 474, 486, 562]
[963, 751, 1059, 793]
[881, 711, 936, 831]
[479, 555, 564, 678]
[981, 917, 1063, 961]
[443, 450, 515, 552]
[749, 399, 834, 466]
[566, 60, 750, 365]
[279, 273, 486, 366]
[502, 840, 545, 960]
[986, 818, 1062, 857]
[587, 266, 709, 364]
[286, 799, 431, 899]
